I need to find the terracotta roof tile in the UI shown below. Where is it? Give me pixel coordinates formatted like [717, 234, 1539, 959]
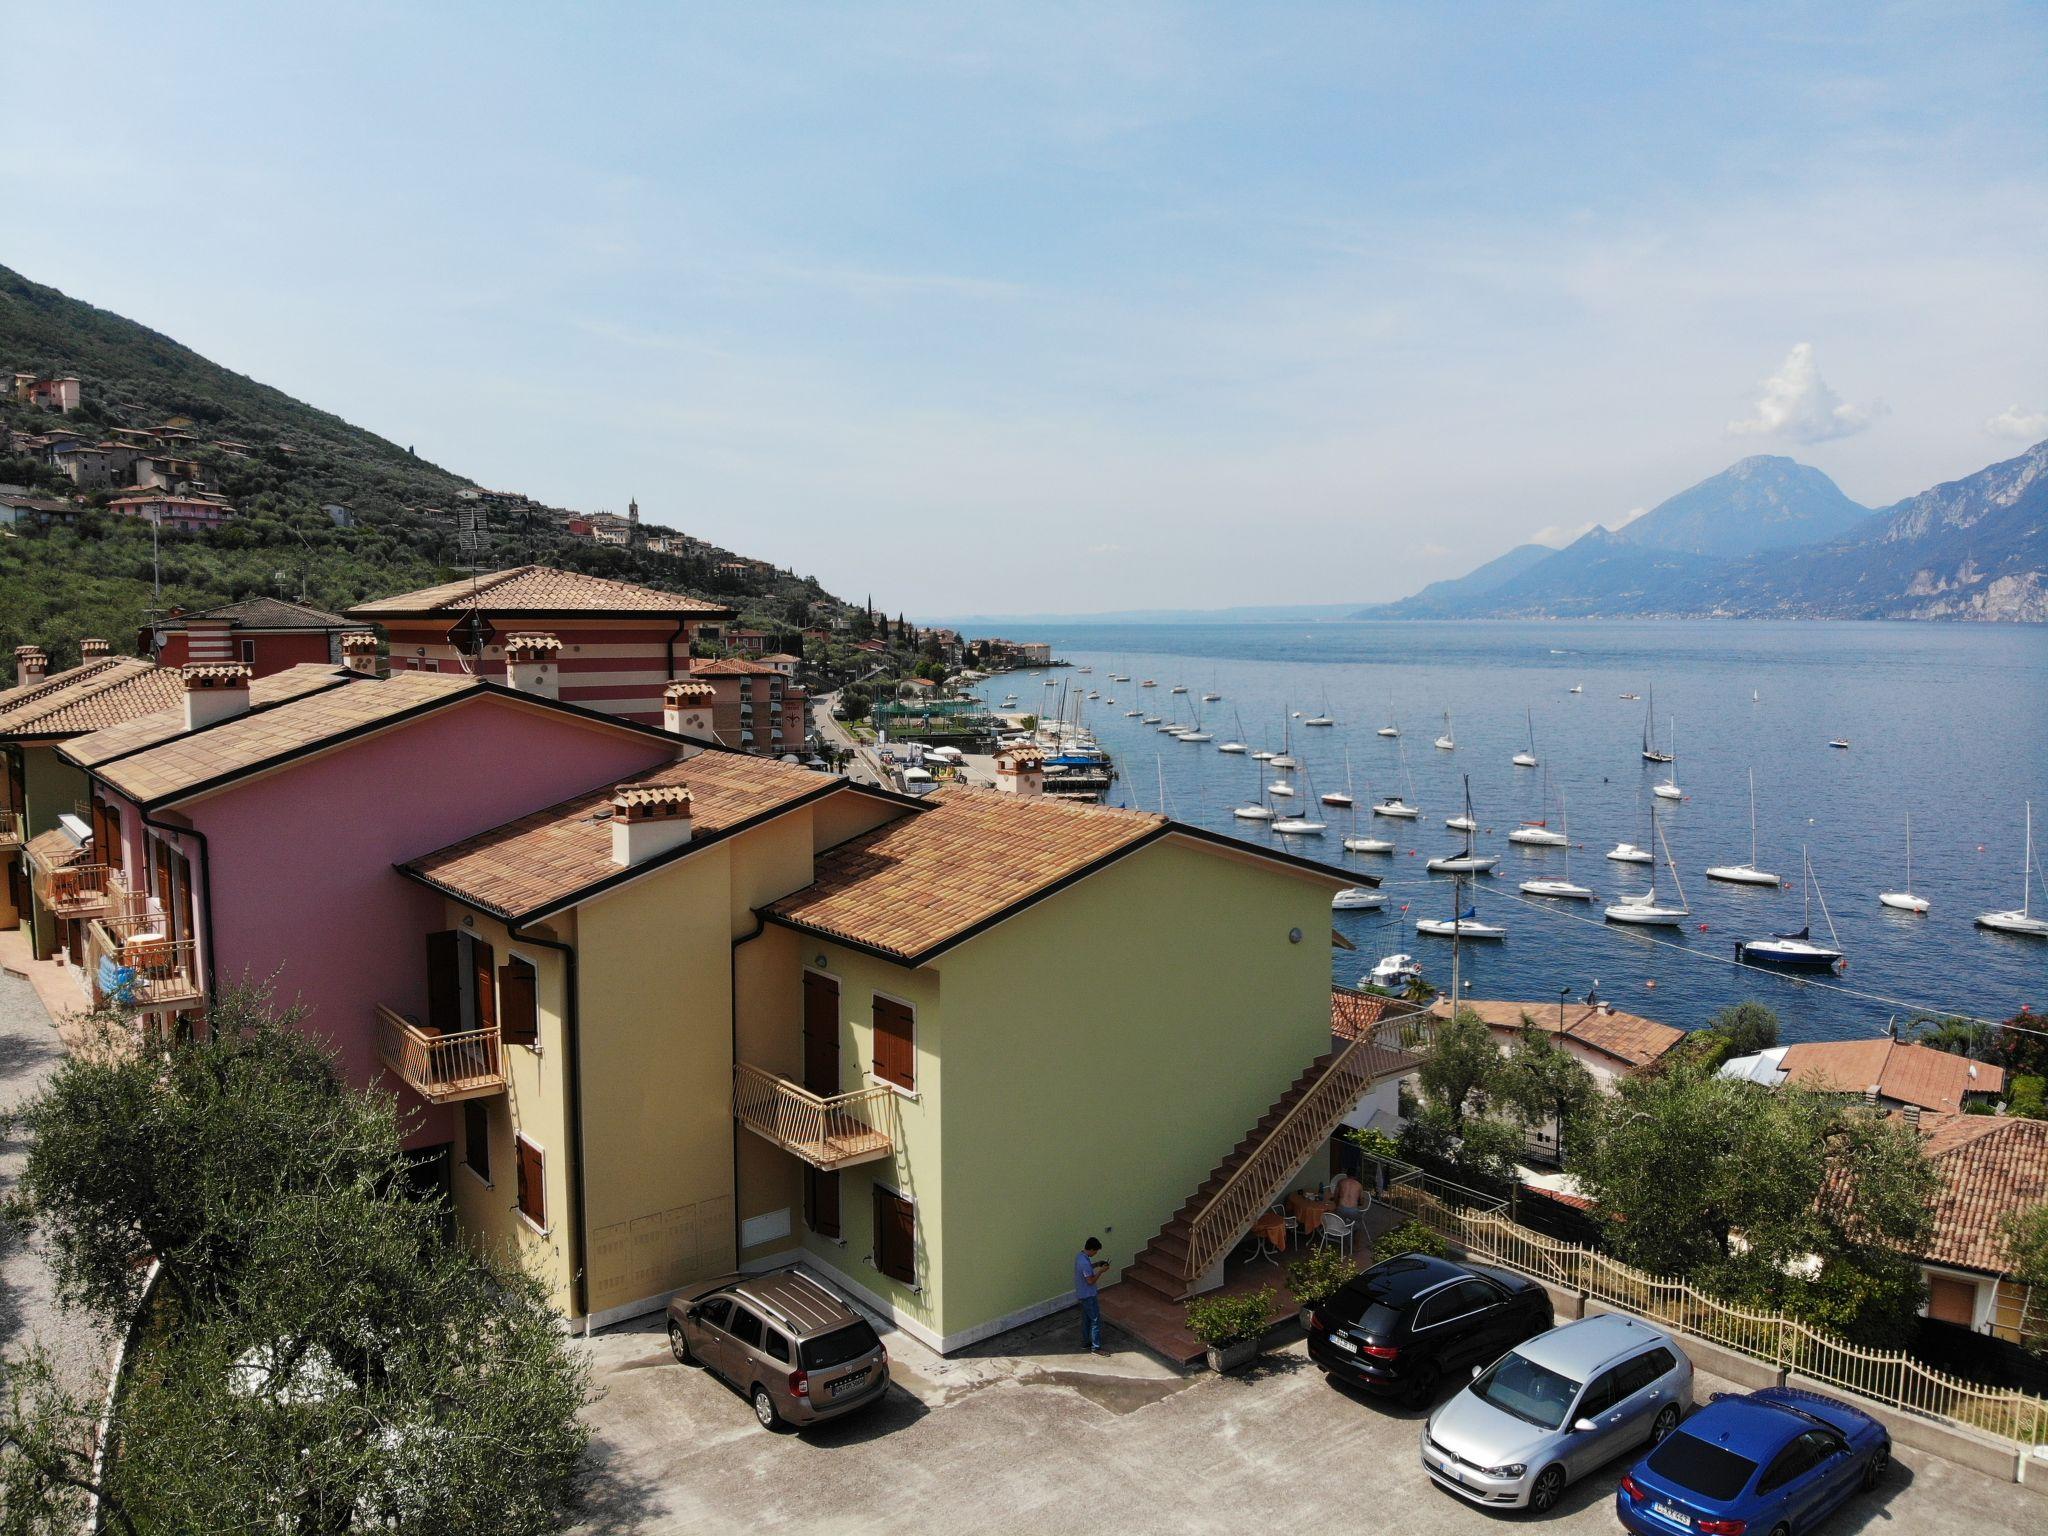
[1780, 1039, 2004, 1115]
[766, 787, 1167, 962]
[689, 658, 793, 677]
[0, 657, 131, 713]
[1430, 998, 1686, 1071]
[165, 596, 352, 630]
[97, 672, 480, 806]
[0, 660, 178, 740]
[63, 665, 352, 768]
[24, 827, 85, 869]
[403, 752, 829, 919]
[1891, 1113, 2048, 1275]
[347, 565, 733, 619]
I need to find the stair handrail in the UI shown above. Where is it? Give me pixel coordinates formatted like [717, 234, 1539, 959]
[1182, 1036, 1377, 1286]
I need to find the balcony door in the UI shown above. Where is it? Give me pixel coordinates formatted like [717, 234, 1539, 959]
[802, 971, 839, 1096]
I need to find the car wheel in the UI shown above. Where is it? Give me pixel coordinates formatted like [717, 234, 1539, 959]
[1862, 1443, 1890, 1490]
[1768, 1525, 1790, 1536]
[751, 1384, 782, 1431]
[1527, 1464, 1567, 1513]
[1649, 1403, 1680, 1445]
[668, 1321, 694, 1365]
[1402, 1361, 1441, 1408]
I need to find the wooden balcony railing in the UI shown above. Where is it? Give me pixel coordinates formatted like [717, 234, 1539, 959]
[375, 1005, 506, 1104]
[732, 1062, 894, 1170]
[0, 809, 21, 851]
[84, 920, 204, 1012]
[36, 861, 111, 917]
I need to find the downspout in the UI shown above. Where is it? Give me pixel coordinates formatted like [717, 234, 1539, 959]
[730, 912, 769, 1266]
[665, 617, 689, 686]
[507, 920, 590, 1332]
[138, 800, 218, 1008]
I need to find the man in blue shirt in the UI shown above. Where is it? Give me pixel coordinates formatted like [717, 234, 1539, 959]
[1074, 1237, 1108, 1353]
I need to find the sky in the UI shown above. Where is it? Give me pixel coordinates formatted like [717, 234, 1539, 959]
[5, 1, 2045, 616]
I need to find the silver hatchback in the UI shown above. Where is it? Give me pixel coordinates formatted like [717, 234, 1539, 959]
[1422, 1313, 1693, 1513]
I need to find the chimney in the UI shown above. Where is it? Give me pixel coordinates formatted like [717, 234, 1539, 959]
[994, 747, 1044, 797]
[80, 637, 111, 660]
[339, 631, 382, 676]
[14, 646, 47, 687]
[609, 783, 694, 866]
[181, 662, 253, 731]
[503, 633, 562, 700]
[663, 680, 716, 738]
[1903, 1103, 1922, 1132]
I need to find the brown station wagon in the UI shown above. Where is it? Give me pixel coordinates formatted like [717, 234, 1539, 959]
[667, 1269, 890, 1429]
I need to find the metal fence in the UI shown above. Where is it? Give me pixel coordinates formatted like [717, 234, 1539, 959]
[1374, 1169, 2048, 1449]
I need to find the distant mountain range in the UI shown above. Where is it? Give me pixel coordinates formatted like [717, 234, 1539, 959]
[1359, 447, 2048, 622]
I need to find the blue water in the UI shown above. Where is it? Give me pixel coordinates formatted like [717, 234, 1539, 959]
[972, 622, 2047, 1046]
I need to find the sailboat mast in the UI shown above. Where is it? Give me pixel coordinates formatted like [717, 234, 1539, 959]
[1749, 769, 1759, 869]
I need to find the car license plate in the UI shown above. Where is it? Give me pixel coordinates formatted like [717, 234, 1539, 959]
[828, 1370, 867, 1398]
[1651, 1502, 1691, 1529]
[1328, 1334, 1357, 1353]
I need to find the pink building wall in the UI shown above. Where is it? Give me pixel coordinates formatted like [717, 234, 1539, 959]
[168, 696, 673, 1146]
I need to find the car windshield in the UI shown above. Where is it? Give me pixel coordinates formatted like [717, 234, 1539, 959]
[1647, 1431, 1761, 1502]
[1470, 1351, 1581, 1430]
[1331, 1294, 1405, 1335]
[800, 1320, 881, 1371]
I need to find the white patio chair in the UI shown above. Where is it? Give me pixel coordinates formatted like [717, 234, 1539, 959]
[1318, 1212, 1355, 1259]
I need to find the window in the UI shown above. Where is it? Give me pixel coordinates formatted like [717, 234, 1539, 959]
[1576, 1366, 1625, 1419]
[761, 1329, 792, 1364]
[90, 797, 122, 873]
[1621, 1347, 1675, 1396]
[1758, 1436, 1820, 1494]
[463, 1100, 490, 1182]
[728, 1307, 765, 1351]
[239, 639, 256, 663]
[805, 1167, 842, 1240]
[499, 956, 538, 1047]
[872, 996, 915, 1090]
[872, 1185, 915, 1285]
[513, 1135, 545, 1229]
[695, 1296, 733, 1332]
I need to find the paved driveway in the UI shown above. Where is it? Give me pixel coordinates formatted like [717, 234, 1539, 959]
[575, 1292, 2046, 1534]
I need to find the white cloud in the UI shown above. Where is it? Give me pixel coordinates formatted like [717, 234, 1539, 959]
[1727, 343, 1877, 443]
[1985, 404, 2048, 441]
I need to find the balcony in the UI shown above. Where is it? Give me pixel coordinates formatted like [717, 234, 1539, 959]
[374, 1004, 506, 1104]
[732, 1062, 894, 1171]
[0, 809, 21, 852]
[34, 860, 110, 919]
[84, 916, 204, 1012]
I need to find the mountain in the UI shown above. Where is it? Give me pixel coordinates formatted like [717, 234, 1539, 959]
[1469, 528, 1726, 618]
[924, 601, 1366, 626]
[0, 264, 852, 668]
[1365, 543, 1555, 618]
[1614, 455, 1870, 557]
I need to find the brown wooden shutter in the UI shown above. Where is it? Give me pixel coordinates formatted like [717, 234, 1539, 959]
[802, 972, 840, 1095]
[871, 996, 914, 1090]
[873, 1186, 914, 1283]
[470, 937, 496, 1033]
[515, 1136, 545, 1227]
[463, 1100, 490, 1181]
[425, 931, 462, 1033]
[498, 958, 538, 1047]
[805, 1168, 841, 1240]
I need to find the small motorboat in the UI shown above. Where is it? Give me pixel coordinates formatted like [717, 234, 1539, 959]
[1373, 798, 1421, 820]
[1368, 952, 1421, 987]
[1141, 679, 1157, 688]
[1446, 814, 1476, 832]
[1217, 740, 1248, 754]
[1303, 715, 1334, 727]
[1426, 851, 1499, 874]
[1568, 684, 1583, 694]
[1142, 715, 1162, 725]
[1520, 876, 1594, 901]
[1202, 691, 1222, 702]
[1828, 739, 1850, 749]
[1172, 685, 1189, 694]
[1416, 908, 1507, 940]
[1344, 833, 1396, 854]
[1606, 842, 1654, 864]
[1333, 886, 1385, 910]
[1321, 790, 1356, 808]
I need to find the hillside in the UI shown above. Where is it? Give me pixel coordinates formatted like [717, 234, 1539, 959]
[1613, 455, 1869, 557]
[1370, 542, 1555, 618]
[0, 264, 852, 667]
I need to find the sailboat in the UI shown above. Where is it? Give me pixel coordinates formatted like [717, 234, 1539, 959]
[1202, 672, 1222, 703]
[1738, 847, 1844, 970]
[1605, 821, 1689, 926]
[1426, 777, 1500, 874]
[1273, 788, 1329, 834]
[1520, 790, 1593, 899]
[1343, 787, 1395, 853]
[1171, 684, 1188, 694]
[1640, 688, 1674, 764]
[1512, 706, 1539, 768]
[1568, 683, 1583, 694]
[1371, 740, 1422, 819]
[1216, 708, 1249, 754]
[1376, 695, 1399, 737]
[1706, 770, 1780, 885]
[1303, 687, 1335, 728]
[1434, 711, 1455, 751]
[1878, 814, 1929, 913]
[1322, 750, 1357, 808]
[1415, 872, 1507, 939]
[1233, 756, 1276, 822]
[1508, 765, 1570, 845]
[1607, 788, 1656, 863]
[1977, 802, 2048, 937]
[1179, 699, 1212, 743]
[1652, 718, 1683, 800]
[1271, 713, 1299, 770]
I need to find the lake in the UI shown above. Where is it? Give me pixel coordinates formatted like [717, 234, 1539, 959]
[968, 621, 2048, 1047]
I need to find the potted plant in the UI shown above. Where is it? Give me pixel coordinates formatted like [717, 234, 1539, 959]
[1184, 1287, 1274, 1373]
[1285, 1244, 1357, 1327]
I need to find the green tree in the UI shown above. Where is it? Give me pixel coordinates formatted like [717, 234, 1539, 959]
[1494, 1025, 1599, 1166]
[2002, 1204, 2048, 1353]
[1707, 1001, 1781, 1057]
[1417, 1008, 1500, 1132]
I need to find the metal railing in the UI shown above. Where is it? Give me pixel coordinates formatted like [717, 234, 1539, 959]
[0, 808, 21, 849]
[1182, 1010, 1435, 1287]
[374, 1005, 506, 1104]
[1381, 1179, 2048, 1449]
[84, 920, 203, 1011]
[37, 861, 110, 915]
[731, 1062, 894, 1170]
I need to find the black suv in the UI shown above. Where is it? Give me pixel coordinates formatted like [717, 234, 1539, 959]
[1306, 1254, 1552, 1407]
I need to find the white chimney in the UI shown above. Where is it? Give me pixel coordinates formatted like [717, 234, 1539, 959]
[664, 680, 715, 737]
[339, 631, 382, 676]
[79, 637, 112, 660]
[609, 784, 694, 866]
[181, 662, 253, 731]
[503, 633, 562, 700]
[994, 748, 1044, 798]
[15, 646, 47, 687]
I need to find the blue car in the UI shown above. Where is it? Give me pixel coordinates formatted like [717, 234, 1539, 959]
[1616, 1386, 1889, 1536]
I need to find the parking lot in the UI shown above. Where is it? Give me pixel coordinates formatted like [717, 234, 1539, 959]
[575, 1286, 2047, 1534]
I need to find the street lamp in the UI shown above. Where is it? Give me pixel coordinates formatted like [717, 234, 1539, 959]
[1559, 986, 1572, 1032]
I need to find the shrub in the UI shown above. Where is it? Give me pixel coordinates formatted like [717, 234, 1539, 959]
[1374, 1219, 1449, 1263]
[1285, 1245, 1356, 1308]
[1184, 1287, 1274, 1348]
[1344, 1126, 1399, 1164]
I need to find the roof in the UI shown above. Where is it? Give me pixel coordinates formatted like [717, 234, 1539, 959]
[346, 565, 734, 621]
[0, 657, 130, 713]
[689, 658, 793, 678]
[0, 658, 176, 741]
[401, 751, 836, 921]
[162, 596, 352, 631]
[63, 664, 352, 769]
[1779, 1038, 2005, 1115]
[1520, 1313, 1673, 1376]
[1431, 998, 1685, 1072]
[1331, 987, 1419, 1042]
[95, 672, 483, 806]
[764, 787, 1175, 964]
[24, 827, 84, 870]
[1894, 1113, 2048, 1276]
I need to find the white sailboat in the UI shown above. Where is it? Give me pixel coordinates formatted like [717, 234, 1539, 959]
[1706, 770, 1779, 886]
[1271, 713, 1299, 770]
[1977, 802, 2048, 937]
[1652, 717, 1683, 800]
[1568, 683, 1583, 694]
[1371, 739, 1422, 819]
[1216, 708, 1248, 755]
[1508, 765, 1570, 846]
[1426, 777, 1500, 874]
[1640, 687, 1673, 764]
[1605, 822, 1689, 926]
[1322, 750, 1357, 808]
[1233, 757, 1276, 822]
[1520, 790, 1593, 899]
[1737, 846, 1844, 970]
[1180, 699, 1212, 743]
[1303, 687, 1335, 727]
[1878, 813, 1929, 913]
[1416, 873, 1506, 939]
[1376, 694, 1399, 737]
[1434, 710, 1455, 751]
[1512, 706, 1538, 768]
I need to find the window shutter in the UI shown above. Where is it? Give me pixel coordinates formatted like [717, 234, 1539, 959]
[463, 1100, 490, 1181]
[805, 1168, 841, 1240]
[873, 1186, 914, 1284]
[872, 997, 914, 1090]
[470, 937, 496, 1033]
[498, 958, 538, 1047]
[425, 931, 462, 1033]
[515, 1137, 545, 1227]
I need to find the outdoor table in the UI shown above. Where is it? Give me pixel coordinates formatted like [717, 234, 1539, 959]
[1251, 1209, 1289, 1251]
[1287, 1193, 1332, 1234]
